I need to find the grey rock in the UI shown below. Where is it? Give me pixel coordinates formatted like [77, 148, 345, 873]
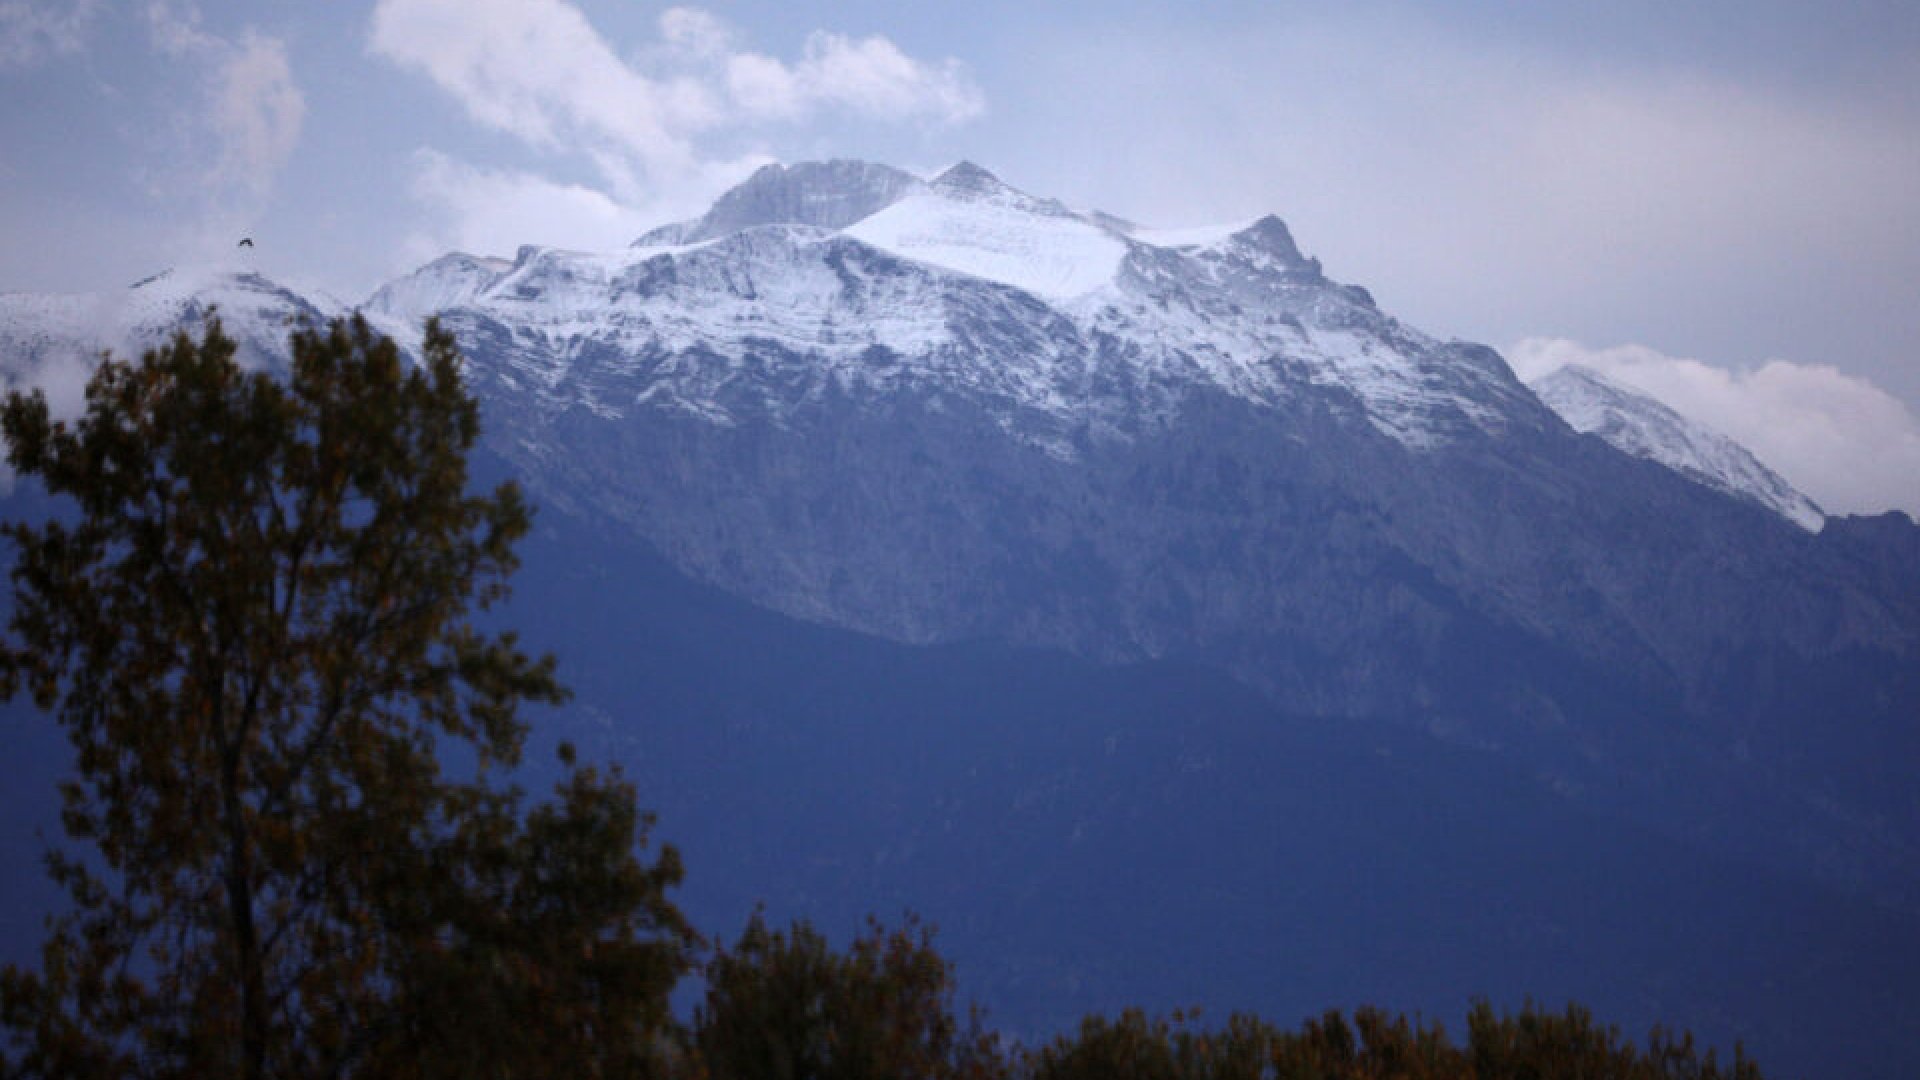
[636, 160, 920, 246]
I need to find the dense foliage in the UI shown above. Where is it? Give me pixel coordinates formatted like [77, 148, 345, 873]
[695, 914, 1004, 1080]
[1021, 1002, 1763, 1080]
[0, 316, 1765, 1079]
[686, 918, 1765, 1080]
[0, 317, 694, 1078]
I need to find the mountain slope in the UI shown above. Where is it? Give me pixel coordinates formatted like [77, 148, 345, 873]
[1531, 363, 1824, 531]
[501, 491, 1920, 1080]
[359, 162, 1920, 909]
[5, 483, 1913, 1080]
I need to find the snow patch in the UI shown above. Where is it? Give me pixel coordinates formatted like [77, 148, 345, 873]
[846, 188, 1127, 301]
[1133, 221, 1253, 252]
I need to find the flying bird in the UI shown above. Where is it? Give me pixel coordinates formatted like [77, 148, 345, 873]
[238, 237, 254, 248]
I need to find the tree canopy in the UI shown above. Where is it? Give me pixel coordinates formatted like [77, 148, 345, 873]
[696, 913, 1004, 1080]
[0, 315, 694, 1078]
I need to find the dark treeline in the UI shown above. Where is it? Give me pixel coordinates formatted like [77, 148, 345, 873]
[687, 913, 1764, 1080]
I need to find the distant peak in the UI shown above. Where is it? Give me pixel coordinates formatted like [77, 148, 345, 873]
[1530, 364, 1825, 531]
[124, 265, 288, 298]
[931, 161, 1008, 194]
[418, 251, 512, 273]
[644, 159, 920, 246]
[1231, 215, 1307, 265]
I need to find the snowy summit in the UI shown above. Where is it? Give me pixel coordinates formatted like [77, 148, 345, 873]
[370, 158, 1550, 453]
[0, 159, 1825, 534]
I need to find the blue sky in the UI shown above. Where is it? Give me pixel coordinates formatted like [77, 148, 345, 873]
[4, 0, 1919, 512]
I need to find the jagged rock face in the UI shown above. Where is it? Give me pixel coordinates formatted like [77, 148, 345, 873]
[635, 160, 920, 246]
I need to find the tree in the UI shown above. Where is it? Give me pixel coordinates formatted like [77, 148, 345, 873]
[1025, 1002, 1765, 1080]
[694, 913, 1007, 1080]
[0, 315, 694, 1078]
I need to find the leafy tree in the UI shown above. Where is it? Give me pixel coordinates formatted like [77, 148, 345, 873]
[1024, 1008, 1259, 1080]
[0, 316, 694, 1078]
[1026, 1001, 1764, 1080]
[694, 913, 1007, 1080]
[1464, 1000, 1763, 1080]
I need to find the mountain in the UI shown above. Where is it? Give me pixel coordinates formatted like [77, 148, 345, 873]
[17, 162, 1920, 894]
[4, 161, 1920, 1078]
[367, 165, 1919, 866]
[1531, 363, 1824, 531]
[0, 264, 343, 379]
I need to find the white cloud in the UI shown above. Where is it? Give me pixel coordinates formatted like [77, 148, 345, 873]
[368, 0, 715, 179]
[1509, 338, 1920, 518]
[213, 34, 305, 199]
[144, 4, 305, 206]
[0, 0, 97, 68]
[399, 150, 759, 267]
[368, 1, 982, 191]
[145, 0, 215, 57]
[725, 31, 985, 124]
[657, 6, 733, 61]
[404, 151, 653, 262]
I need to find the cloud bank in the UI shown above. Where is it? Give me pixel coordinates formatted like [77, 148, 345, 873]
[368, 1, 982, 258]
[400, 151, 672, 265]
[1509, 338, 1920, 519]
[369, 0, 714, 176]
[366, 1, 981, 167]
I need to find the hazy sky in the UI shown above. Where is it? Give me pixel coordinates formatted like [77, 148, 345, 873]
[3, 1, 1918, 513]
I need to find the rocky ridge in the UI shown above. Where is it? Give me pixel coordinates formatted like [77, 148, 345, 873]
[1530, 363, 1824, 531]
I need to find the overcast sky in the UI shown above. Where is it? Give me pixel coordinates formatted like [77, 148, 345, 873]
[3, 0, 1918, 514]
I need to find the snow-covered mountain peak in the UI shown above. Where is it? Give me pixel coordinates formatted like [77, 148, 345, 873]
[1, 266, 341, 372]
[353, 158, 1558, 450]
[930, 160, 1011, 196]
[1531, 364, 1824, 531]
[636, 159, 919, 247]
[122, 265, 323, 326]
[0, 267, 345, 431]
[927, 161, 1085, 222]
[1229, 215, 1310, 265]
[636, 161, 1330, 308]
[0, 157, 1564, 455]
[365, 253, 512, 321]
